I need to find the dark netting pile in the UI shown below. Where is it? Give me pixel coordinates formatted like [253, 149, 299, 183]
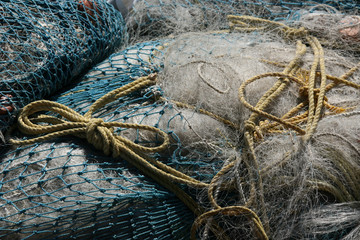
[0, 0, 126, 134]
[0, 40, 200, 240]
[1, 0, 360, 240]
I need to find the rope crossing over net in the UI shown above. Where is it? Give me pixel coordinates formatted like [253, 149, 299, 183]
[227, 15, 360, 237]
[10, 16, 360, 240]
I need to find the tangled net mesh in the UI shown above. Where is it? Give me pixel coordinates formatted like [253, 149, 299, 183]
[0, 0, 125, 134]
[1, 0, 360, 239]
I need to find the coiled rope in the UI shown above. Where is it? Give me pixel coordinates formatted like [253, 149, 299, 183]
[192, 16, 360, 239]
[10, 16, 360, 240]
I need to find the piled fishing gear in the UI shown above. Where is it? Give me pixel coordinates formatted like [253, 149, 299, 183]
[0, 0, 126, 135]
[1, 0, 360, 239]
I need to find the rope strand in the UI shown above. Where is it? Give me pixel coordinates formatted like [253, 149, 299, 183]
[10, 15, 360, 240]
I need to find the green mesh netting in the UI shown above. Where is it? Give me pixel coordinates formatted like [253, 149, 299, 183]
[2, 0, 360, 240]
[0, 140, 195, 239]
[0, 0, 126, 134]
[0, 41, 196, 239]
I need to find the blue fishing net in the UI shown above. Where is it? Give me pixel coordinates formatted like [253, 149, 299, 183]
[0, 0, 126, 134]
[0, 41, 198, 239]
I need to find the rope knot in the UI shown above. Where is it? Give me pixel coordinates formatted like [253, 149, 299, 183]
[86, 118, 105, 130]
[244, 120, 256, 132]
[245, 120, 264, 140]
[285, 26, 308, 39]
[85, 118, 110, 153]
[10, 74, 170, 159]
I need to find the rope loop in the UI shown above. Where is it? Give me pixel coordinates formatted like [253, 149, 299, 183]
[10, 73, 209, 216]
[11, 100, 169, 159]
[191, 206, 268, 240]
[244, 120, 256, 132]
[10, 16, 360, 240]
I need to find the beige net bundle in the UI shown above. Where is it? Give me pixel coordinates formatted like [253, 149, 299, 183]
[3, 2, 360, 239]
[65, 14, 359, 239]
[149, 15, 360, 239]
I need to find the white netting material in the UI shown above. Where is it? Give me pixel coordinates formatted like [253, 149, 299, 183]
[2, 1, 360, 239]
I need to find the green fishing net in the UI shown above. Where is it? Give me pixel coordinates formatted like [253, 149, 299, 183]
[1, 0, 360, 240]
[0, 0, 126, 134]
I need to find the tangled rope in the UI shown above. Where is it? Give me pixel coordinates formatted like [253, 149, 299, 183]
[10, 74, 267, 239]
[10, 16, 360, 240]
[191, 16, 360, 239]
[9, 74, 207, 217]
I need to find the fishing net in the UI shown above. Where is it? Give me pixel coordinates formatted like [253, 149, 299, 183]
[0, 41, 197, 240]
[126, 0, 360, 43]
[0, 0, 126, 135]
[1, 0, 360, 240]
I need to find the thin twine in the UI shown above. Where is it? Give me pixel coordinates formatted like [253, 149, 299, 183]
[10, 16, 360, 240]
[197, 62, 231, 94]
[232, 15, 359, 237]
[191, 15, 360, 239]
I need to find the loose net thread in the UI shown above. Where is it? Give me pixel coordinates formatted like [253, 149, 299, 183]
[9, 16, 360, 239]
[127, 0, 360, 45]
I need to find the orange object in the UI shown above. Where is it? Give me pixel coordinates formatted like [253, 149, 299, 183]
[339, 15, 360, 41]
[0, 94, 14, 115]
[78, 0, 100, 22]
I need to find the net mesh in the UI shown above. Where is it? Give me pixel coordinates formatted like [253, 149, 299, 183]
[127, 0, 360, 42]
[1, 41, 197, 239]
[0, 0, 126, 134]
[1, 0, 360, 240]
[0, 141, 195, 239]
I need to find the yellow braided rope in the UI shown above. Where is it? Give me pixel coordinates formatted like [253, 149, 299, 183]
[10, 15, 360, 240]
[227, 15, 308, 39]
[161, 97, 240, 130]
[191, 206, 268, 240]
[200, 15, 360, 240]
[9, 74, 209, 217]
